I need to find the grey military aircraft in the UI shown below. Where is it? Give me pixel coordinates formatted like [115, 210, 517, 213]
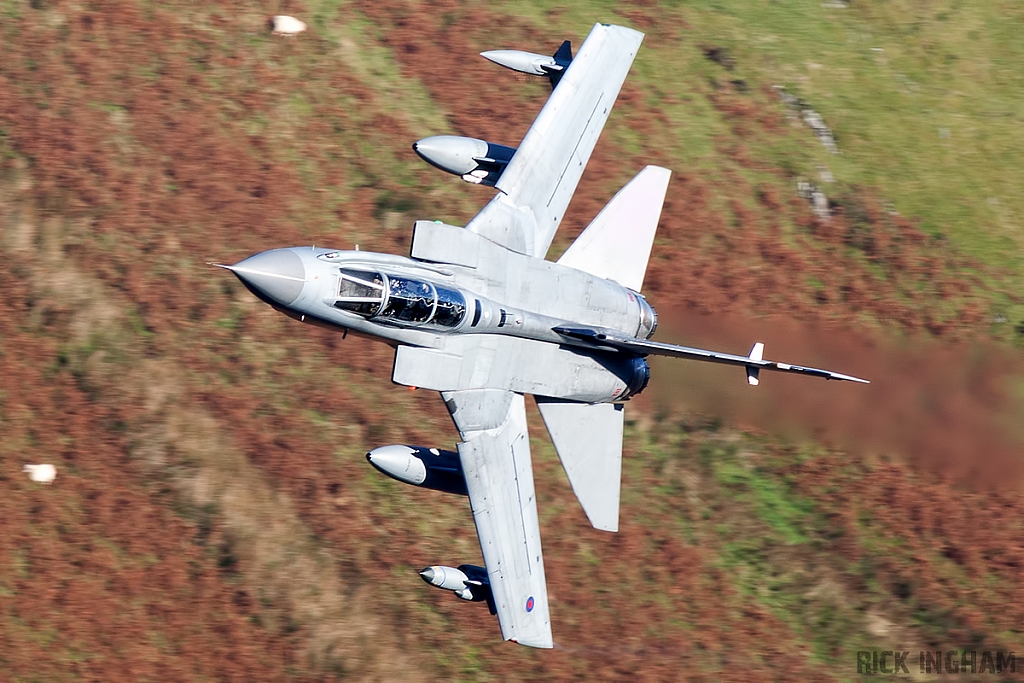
[216, 23, 867, 649]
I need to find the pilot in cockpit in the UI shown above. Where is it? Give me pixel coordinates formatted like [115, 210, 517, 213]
[333, 269, 466, 329]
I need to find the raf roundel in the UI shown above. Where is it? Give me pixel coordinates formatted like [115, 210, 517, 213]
[526, 596, 535, 613]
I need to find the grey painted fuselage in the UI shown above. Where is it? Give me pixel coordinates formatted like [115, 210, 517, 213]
[226, 221, 657, 404]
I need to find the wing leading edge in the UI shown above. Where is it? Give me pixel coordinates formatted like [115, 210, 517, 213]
[443, 389, 552, 648]
[467, 23, 644, 258]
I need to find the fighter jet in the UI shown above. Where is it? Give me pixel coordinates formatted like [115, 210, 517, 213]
[216, 23, 867, 649]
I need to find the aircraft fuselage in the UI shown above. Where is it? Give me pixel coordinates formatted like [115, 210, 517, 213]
[224, 238, 657, 403]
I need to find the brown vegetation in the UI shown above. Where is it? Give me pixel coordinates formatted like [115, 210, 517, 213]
[0, 1, 1020, 680]
[0, 269, 299, 680]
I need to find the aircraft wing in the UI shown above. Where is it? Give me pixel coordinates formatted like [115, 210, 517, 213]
[466, 23, 644, 259]
[442, 389, 552, 648]
[553, 326, 870, 384]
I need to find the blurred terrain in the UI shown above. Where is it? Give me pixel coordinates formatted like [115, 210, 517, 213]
[1, 1, 1023, 680]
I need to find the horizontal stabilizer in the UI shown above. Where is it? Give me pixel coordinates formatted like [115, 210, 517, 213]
[535, 398, 623, 532]
[553, 327, 869, 384]
[557, 166, 671, 292]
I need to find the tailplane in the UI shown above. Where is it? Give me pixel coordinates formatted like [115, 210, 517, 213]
[535, 399, 624, 532]
[557, 165, 671, 292]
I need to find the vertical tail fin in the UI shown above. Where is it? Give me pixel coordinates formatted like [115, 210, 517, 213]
[557, 165, 671, 292]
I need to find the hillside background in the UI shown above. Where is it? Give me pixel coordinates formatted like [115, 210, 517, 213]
[1, 1, 1023, 680]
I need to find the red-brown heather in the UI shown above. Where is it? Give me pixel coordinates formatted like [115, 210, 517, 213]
[0, 1, 1021, 680]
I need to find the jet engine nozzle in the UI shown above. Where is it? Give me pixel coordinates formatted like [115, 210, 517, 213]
[366, 445, 468, 495]
[413, 136, 515, 186]
[637, 294, 658, 340]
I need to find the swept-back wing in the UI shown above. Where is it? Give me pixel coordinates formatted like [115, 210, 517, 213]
[442, 389, 552, 648]
[466, 23, 644, 258]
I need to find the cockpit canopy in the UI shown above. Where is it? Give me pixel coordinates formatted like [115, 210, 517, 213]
[335, 269, 385, 316]
[333, 268, 466, 328]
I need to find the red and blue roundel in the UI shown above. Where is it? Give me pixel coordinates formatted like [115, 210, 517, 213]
[526, 596, 535, 613]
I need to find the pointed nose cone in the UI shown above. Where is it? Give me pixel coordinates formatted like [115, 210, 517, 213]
[419, 567, 436, 584]
[229, 249, 306, 307]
